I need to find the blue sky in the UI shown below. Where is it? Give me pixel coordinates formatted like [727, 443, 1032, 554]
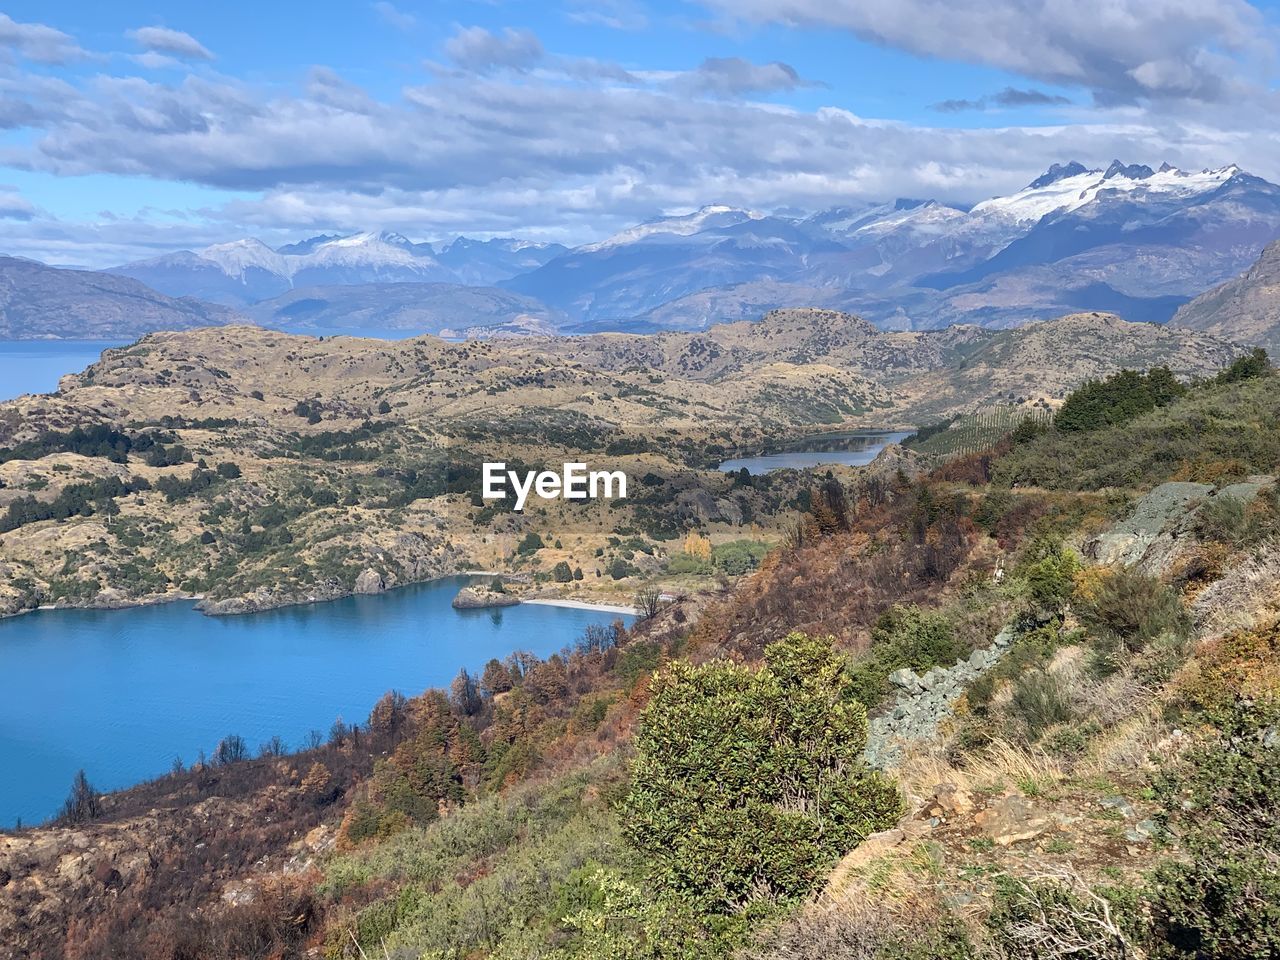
[1, 0, 1277, 265]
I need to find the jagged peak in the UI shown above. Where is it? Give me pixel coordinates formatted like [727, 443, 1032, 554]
[1104, 160, 1155, 180]
[1026, 161, 1091, 190]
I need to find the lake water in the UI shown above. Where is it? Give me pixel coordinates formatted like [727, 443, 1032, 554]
[718, 430, 914, 473]
[0, 340, 127, 401]
[0, 578, 632, 827]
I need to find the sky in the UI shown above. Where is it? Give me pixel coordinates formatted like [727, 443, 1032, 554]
[0, 0, 1278, 266]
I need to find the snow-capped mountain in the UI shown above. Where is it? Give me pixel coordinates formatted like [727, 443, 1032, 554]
[102, 161, 1280, 334]
[506, 159, 1280, 330]
[971, 161, 1245, 224]
[579, 204, 764, 252]
[433, 237, 568, 286]
[110, 231, 457, 306]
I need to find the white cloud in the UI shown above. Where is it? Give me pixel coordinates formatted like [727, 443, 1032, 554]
[443, 26, 544, 73]
[0, 185, 35, 220]
[127, 26, 214, 62]
[0, 13, 83, 63]
[373, 2, 416, 31]
[695, 0, 1270, 103]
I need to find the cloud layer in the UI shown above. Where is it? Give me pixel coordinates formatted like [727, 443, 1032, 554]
[0, 6, 1275, 266]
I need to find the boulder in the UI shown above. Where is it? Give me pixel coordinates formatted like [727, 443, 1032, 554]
[451, 586, 519, 609]
[975, 793, 1053, 846]
[353, 568, 385, 594]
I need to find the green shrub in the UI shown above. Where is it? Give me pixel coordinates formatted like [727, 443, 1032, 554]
[847, 606, 966, 709]
[1148, 704, 1280, 959]
[1215, 347, 1270, 384]
[1055, 366, 1185, 433]
[1018, 539, 1081, 621]
[621, 632, 902, 915]
[987, 875, 1144, 960]
[1008, 669, 1074, 740]
[517, 532, 546, 554]
[1074, 566, 1189, 659]
[553, 560, 574, 582]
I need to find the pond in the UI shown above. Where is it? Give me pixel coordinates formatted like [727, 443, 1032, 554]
[718, 430, 913, 473]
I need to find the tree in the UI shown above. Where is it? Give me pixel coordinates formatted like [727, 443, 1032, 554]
[1216, 347, 1270, 384]
[683, 531, 712, 562]
[621, 633, 902, 914]
[377, 399, 393, 414]
[553, 560, 574, 582]
[368, 690, 410, 738]
[213, 734, 249, 765]
[199, 530, 216, 545]
[480, 658, 514, 696]
[450, 668, 482, 715]
[61, 769, 101, 824]
[635, 585, 663, 620]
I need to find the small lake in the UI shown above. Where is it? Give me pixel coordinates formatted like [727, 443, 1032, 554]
[0, 578, 632, 827]
[0, 340, 127, 401]
[718, 430, 913, 473]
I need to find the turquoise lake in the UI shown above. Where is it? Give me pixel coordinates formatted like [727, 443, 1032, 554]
[718, 430, 913, 473]
[0, 340, 126, 401]
[0, 579, 632, 828]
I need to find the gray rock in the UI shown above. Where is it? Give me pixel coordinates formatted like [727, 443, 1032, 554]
[354, 568, 385, 594]
[888, 668, 920, 690]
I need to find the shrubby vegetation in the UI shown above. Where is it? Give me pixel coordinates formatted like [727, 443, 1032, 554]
[622, 632, 901, 916]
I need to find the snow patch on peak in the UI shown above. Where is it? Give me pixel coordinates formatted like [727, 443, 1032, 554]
[973, 161, 1246, 224]
[581, 204, 763, 252]
[197, 238, 289, 279]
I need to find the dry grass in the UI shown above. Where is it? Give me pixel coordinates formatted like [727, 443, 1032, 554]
[896, 737, 1066, 801]
[1193, 542, 1280, 635]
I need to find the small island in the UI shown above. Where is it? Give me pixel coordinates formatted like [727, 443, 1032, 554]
[451, 581, 520, 610]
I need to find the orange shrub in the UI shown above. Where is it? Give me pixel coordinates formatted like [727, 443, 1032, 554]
[1175, 619, 1280, 715]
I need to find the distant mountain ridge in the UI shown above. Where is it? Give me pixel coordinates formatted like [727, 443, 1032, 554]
[109, 232, 565, 307]
[1169, 239, 1280, 350]
[22, 159, 1280, 339]
[0, 256, 243, 340]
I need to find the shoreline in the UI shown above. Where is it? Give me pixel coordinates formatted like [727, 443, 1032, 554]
[521, 597, 639, 616]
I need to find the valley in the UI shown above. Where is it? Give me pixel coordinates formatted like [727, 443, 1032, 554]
[0, 310, 1238, 621]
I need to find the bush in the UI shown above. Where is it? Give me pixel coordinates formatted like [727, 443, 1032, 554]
[1074, 566, 1189, 659]
[621, 632, 902, 915]
[1215, 347, 1270, 384]
[1148, 704, 1280, 958]
[1174, 620, 1280, 717]
[1019, 539, 1081, 621]
[987, 874, 1143, 960]
[517, 532, 545, 555]
[553, 561, 574, 582]
[847, 606, 966, 709]
[1008, 669, 1074, 740]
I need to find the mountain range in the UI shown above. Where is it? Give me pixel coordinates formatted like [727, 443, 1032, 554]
[5, 160, 1280, 340]
[1170, 238, 1280, 351]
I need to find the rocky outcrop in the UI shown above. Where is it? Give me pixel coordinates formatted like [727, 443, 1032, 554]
[1087, 478, 1274, 574]
[353, 568, 386, 594]
[865, 625, 1015, 769]
[451, 585, 519, 609]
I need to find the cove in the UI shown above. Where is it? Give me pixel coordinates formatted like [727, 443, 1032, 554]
[718, 430, 913, 474]
[0, 341, 126, 401]
[0, 576, 633, 828]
